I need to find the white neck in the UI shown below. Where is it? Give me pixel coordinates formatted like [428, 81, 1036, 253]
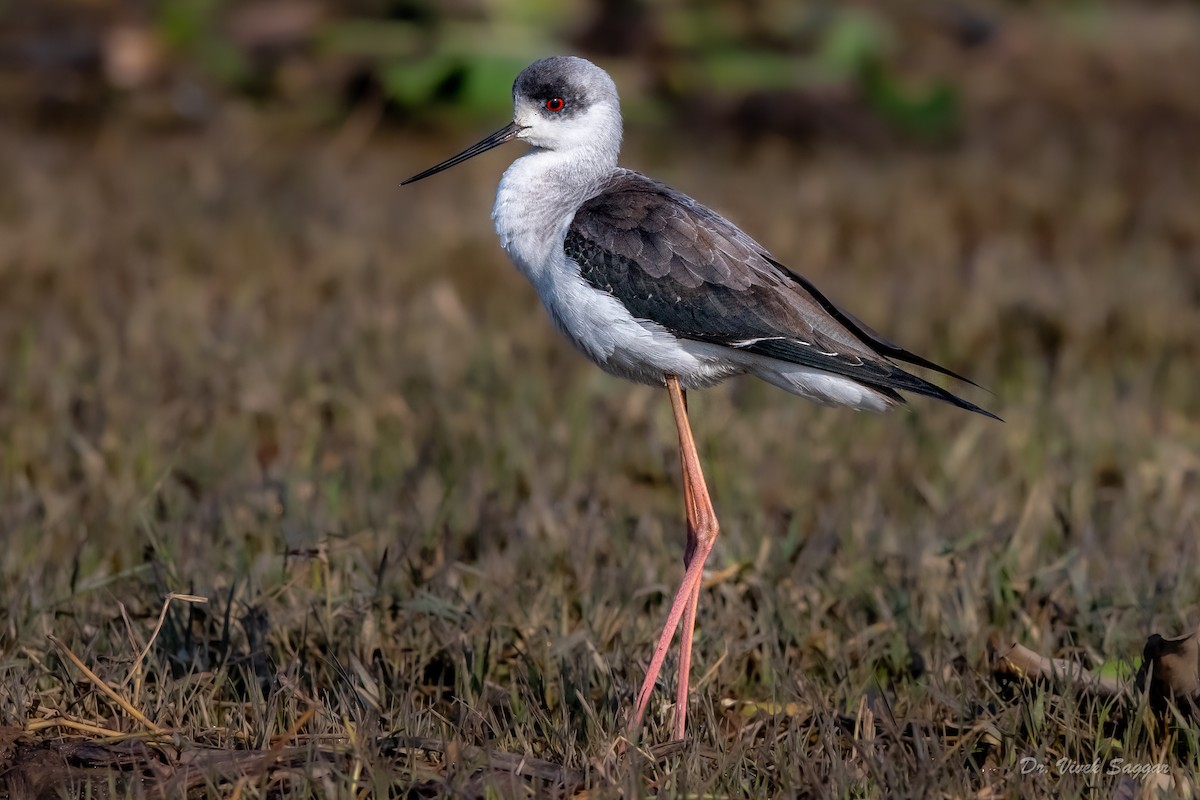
[492, 144, 616, 282]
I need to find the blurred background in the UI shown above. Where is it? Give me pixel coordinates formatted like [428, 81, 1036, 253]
[4, 0, 1198, 564]
[4, 0, 1198, 140]
[2, 0, 1200, 784]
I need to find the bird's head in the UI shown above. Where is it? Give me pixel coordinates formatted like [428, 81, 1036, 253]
[511, 56, 622, 157]
[402, 56, 623, 185]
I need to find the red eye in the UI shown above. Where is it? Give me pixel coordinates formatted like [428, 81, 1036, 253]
[545, 97, 565, 112]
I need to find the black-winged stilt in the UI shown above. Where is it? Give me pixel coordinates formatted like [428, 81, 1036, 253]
[403, 55, 996, 742]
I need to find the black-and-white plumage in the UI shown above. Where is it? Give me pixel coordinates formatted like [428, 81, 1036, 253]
[564, 168, 995, 417]
[402, 55, 996, 743]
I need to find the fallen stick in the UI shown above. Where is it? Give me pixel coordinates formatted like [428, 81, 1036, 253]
[989, 635, 1126, 698]
[990, 627, 1200, 714]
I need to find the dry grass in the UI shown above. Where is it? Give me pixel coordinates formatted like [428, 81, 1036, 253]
[3, 13, 1200, 798]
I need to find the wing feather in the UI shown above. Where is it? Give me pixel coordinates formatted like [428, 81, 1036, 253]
[564, 169, 995, 418]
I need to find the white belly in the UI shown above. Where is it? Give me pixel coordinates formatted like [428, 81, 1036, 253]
[536, 258, 742, 388]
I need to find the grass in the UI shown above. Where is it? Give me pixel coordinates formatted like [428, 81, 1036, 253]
[3, 20, 1200, 796]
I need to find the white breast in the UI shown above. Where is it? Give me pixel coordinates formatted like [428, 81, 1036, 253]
[492, 151, 740, 389]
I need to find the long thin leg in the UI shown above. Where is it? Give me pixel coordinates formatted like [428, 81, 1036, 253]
[628, 375, 720, 741]
[674, 387, 703, 738]
[668, 379, 718, 740]
[673, 556, 703, 737]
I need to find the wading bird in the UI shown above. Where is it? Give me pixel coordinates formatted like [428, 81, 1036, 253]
[403, 56, 995, 742]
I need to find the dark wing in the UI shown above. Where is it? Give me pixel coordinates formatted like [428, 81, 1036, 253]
[565, 169, 996, 419]
[761, 254, 983, 388]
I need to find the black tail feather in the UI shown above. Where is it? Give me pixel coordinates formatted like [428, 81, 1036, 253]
[743, 337, 1001, 421]
[763, 254, 987, 391]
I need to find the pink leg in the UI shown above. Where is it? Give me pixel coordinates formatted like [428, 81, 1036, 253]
[628, 375, 720, 741]
[673, 560, 703, 738]
[673, 387, 703, 739]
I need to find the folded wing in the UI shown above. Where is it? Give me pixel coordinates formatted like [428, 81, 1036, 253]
[564, 169, 997, 419]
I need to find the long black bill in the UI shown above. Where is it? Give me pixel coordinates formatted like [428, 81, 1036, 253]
[401, 122, 522, 185]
